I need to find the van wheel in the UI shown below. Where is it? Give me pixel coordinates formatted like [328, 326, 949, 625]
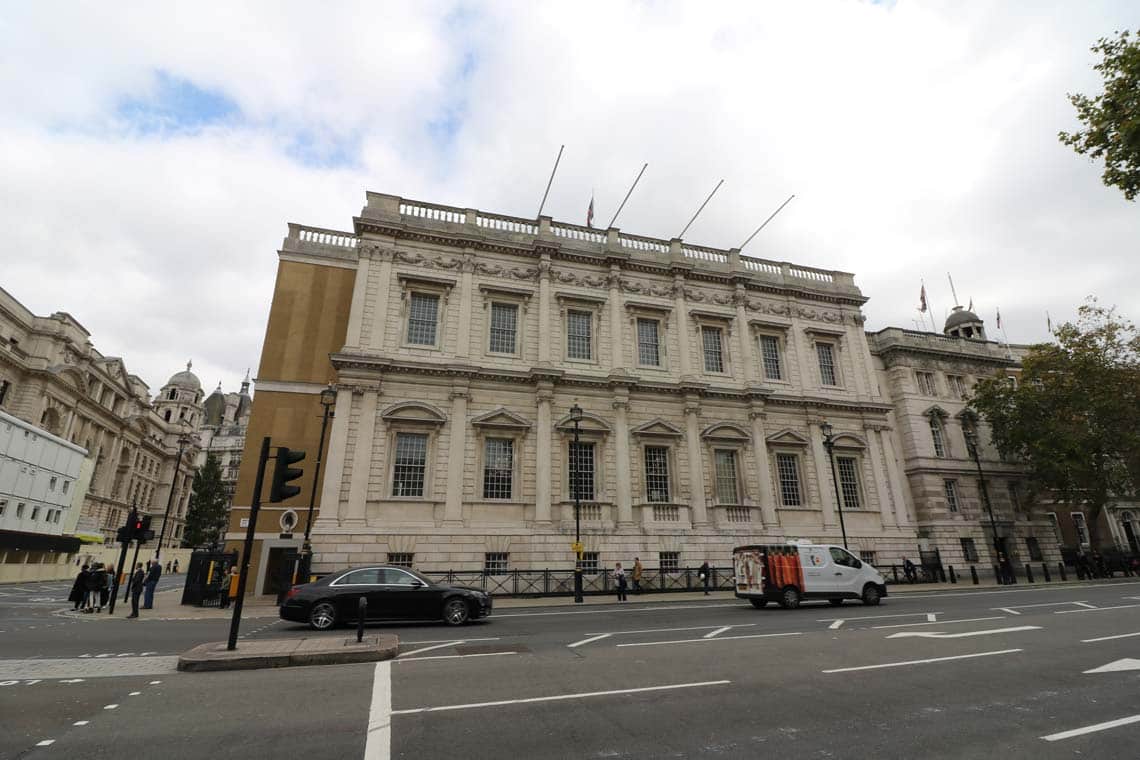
[750, 598, 768, 609]
[778, 586, 801, 609]
[828, 599, 844, 606]
[861, 584, 882, 606]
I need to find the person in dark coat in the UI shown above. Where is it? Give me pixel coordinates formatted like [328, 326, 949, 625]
[83, 564, 102, 612]
[614, 562, 628, 602]
[127, 563, 145, 618]
[699, 561, 711, 595]
[69, 565, 90, 610]
[90, 563, 109, 612]
[142, 559, 162, 609]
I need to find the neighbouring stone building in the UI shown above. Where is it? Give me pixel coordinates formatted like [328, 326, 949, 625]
[197, 372, 253, 512]
[0, 286, 201, 548]
[227, 190, 1118, 595]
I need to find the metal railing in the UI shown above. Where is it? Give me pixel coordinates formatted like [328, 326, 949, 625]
[417, 566, 735, 597]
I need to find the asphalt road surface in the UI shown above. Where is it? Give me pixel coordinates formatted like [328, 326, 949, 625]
[3, 579, 1140, 759]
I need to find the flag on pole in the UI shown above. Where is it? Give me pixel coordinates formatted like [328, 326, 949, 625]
[996, 307, 1002, 330]
[586, 195, 594, 228]
[919, 284, 928, 313]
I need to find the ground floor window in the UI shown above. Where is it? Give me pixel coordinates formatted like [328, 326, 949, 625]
[483, 552, 510, 574]
[859, 550, 876, 565]
[387, 553, 414, 568]
[960, 537, 979, 562]
[1025, 537, 1042, 561]
[580, 551, 599, 574]
[659, 551, 680, 572]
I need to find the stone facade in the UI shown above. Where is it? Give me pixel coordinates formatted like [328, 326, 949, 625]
[197, 372, 253, 512]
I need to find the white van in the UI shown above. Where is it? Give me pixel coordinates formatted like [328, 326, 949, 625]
[733, 542, 888, 609]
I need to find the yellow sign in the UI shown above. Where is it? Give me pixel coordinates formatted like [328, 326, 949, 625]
[571, 541, 584, 554]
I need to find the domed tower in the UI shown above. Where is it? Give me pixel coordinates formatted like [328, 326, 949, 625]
[944, 305, 987, 341]
[154, 360, 205, 427]
[203, 382, 227, 427]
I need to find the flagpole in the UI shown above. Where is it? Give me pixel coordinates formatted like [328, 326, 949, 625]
[536, 144, 564, 218]
[607, 163, 648, 229]
[677, 179, 724, 239]
[924, 279, 939, 333]
[739, 194, 796, 251]
[947, 272, 960, 307]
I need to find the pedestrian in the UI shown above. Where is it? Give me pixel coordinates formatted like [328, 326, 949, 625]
[165, 560, 171, 574]
[142, 559, 162, 609]
[69, 564, 90, 610]
[93, 563, 110, 612]
[127, 563, 145, 618]
[83, 562, 101, 612]
[172, 558, 179, 574]
[632, 557, 643, 595]
[902, 557, 917, 583]
[614, 562, 628, 602]
[699, 560, 711, 595]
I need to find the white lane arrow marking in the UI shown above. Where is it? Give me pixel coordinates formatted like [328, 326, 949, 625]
[886, 625, 1042, 639]
[1084, 658, 1140, 674]
[829, 620, 845, 630]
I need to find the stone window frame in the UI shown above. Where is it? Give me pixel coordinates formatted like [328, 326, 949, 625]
[397, 273, 456, 352]
[479, 284, 533, 359]
[805, 327, 846, 390]
[960, 536, 979, 562]
[1071, 511, 1090, 546]
[690, 310, 734, 378]
[943, 478, 960, 513]
[556, 411, 611, 504]
[470, 408, 531, 503]
[701, 423, 752, 507]
[925, 406, 951, 458]
[766, 429, 812, 509]
[379, 401, 448, 502]
[749, 318, 793, 386]
[624, 302, 673, 372]
[829, 433, 868, 512]
[915, 370, 938, 397]
[557, 293, 606, 365]
[630, 419, 684, 506]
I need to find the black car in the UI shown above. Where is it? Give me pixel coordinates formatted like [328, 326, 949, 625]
[279, 566, 492, 630]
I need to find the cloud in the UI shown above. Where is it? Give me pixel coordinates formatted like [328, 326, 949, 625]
[2, 0, 1139, 396]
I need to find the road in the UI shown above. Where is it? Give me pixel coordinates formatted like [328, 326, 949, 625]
[3, 579, 1140, 759]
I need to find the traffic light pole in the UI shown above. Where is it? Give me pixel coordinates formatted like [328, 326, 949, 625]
[228, 436, 270, 651]
[107, 507, 137, 615]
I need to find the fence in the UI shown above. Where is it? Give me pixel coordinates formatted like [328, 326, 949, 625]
[417, 566, 734, 597]
[881, 554, 1140, 587]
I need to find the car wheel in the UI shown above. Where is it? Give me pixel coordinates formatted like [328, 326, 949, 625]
[749, 598, 768, 609]
[309, 601, 337, 631]
[861, 584, 882, 606]
[443, 598, 470, 626]
[778, 586, 801, 609]
[828, 598, 844, 606]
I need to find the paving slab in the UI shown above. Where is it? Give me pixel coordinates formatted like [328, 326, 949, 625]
[177, 634, 398, 672]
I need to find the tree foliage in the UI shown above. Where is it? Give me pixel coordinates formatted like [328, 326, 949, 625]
[182, 453, 229, 549]
[1059, 29, 1140, 201]
[970, 300, 1140, 549]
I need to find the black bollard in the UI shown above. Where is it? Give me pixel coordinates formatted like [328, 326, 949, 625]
[357, 597, 367, 643]
[949, 566, 957, 584]
[1059, 562, 1067, 581]
[1025, 563, 1034, 584]
[1042, 562, 1051, 582]
[970, 565, 979, 585]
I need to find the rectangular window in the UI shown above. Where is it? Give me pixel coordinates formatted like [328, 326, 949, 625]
[816, 342, 838, 386]
[859, 551, 876, 565]
[406, 292, 440, 346]
[31, 506, 40, 520]
[580, 551, 599, 574]
[489, 302, 519, 354]
[392, 432, 428, 497]
[386, 553, 414, 568]
[0, 380, 9, 405]
[53, 510, 61, 523]
[714, 449, 739, 504]
[49, 476, 57, 491]
[960, 537, 979, 562]
[701, 326, 724, 373]
[16, 502, 25, 518]
[1006, 482, 1021, 511]
[1006, 376, 1018, 390]
[0, 500, 6, 516]
[776, 453, 802, 507]
[947, 374, 968, 398]
[1026, 537, 1043, 561]
[569, 441, 595, 501]
[916, 371, 937, 396]
[836, 456, 861, 509]
[659, 551, 680, 572]
[566, 310, 593, 360]
[636, 318, 661, 366]
[1072, 513, 1090, 545]
[644, 446, 671, 503]
[759, 335, 783, 381]
[484, 552, 509, 574]
[482, 438, 514, 499]
[1047, 512, 1061, 543]
[944, 479, 960, 512]
[930, 418, 946, 457]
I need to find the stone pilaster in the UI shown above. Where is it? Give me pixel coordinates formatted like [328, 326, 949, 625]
[456, 253, 475, 358]
[537, 254, 552, 364]
[316, 387, 354, 527]
[367, 247, 394, 352]
[748, 402, 778, 527]
[612, 390, 633, 525]
[865, 425, 896, 529]
[345, 249, 372, 348]
[880, 428, 913, 527]
[442, 385, 469, 525]
[810, 422, 838, 528]
[673, 274, 692, 378]
[345, 388, 379, 525]
[608, 265, 624, 371]
[734, 285, 753, 385]
[684, 394, 708, 525]
[534, 383, 554, 524]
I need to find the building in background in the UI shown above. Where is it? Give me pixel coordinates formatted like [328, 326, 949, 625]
[0, 286, 201, 548]
[197, 372, 253, 509]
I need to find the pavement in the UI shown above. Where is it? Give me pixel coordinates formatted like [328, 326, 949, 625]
[3, 576, 1140, 758]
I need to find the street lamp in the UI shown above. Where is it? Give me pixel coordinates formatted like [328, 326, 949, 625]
[820, 421, 849, 550]
[569, 403, 584, 604]
[156, 422, 196, 561]
[963, 423, 1005, 583]
[297, 384, 337, 585]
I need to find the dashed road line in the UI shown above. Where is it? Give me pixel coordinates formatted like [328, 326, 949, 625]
[703, 626, 732, 639]
[617, 632, 802, 648]
[568, 633, 612, 648]
[1056, 604, 1140, 615]
[1042, 714, 1140, 742]
[394, 652, 517, 663]
[1081, 631, 1140, 643]
[822, 649, 1023, 673]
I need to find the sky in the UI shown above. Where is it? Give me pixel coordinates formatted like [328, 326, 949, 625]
[2, 1, 1138, 397]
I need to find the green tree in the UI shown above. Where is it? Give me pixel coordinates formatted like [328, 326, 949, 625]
[182, 453, 229, 548]
[1059, 29, 1140, 201]
[970, 301, 1140, 550]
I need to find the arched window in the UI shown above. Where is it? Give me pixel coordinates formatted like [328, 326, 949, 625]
[164, 409, 171, 422]
[929, 416, 947, 458]
[168, 388, 176, 400]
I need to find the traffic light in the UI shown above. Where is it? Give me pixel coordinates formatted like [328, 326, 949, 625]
[138, 514, 154, 542]
[270, 447, 305, 503]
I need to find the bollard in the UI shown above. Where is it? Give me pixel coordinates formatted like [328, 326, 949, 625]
[357, 597, 367, 643]
[970, 565, 979, 585]
[993, 565, 1002, 585]
[1042, 562, 1051, 582]
[1025, 563, 1034, 583]
[1058, 562, 1067, 581]
[949, 566, 957, 584]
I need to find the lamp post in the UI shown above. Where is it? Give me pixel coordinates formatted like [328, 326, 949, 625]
[570, 403, 584, 604]
[820, 421, 849, 549]
[297, 384, 336, 585]
[156, 423, 196, 561]
[963, 425, 1005, 583]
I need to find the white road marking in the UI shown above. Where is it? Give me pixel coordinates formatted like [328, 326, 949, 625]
[994, 600, 1087, 611]
[1073, 602, 1098, 609]
[703, 626, 732, 639]
[817, 612, 939, 623]
[997, 608, 1021, 615]
[495, 603, 741, 618]
[73, 721, 89, 726]
[822, 649, 1022, 673]
[1042, 714, 1140, 742]
[36, 739, 55, 746]
[1057, 604, 1140, 615]
[104, 704, 118, 710]
[59, 679, 84, 684]
[872, 616, 1007, 630]
[886, 626, 1042, 640]
[895, 580, 1140, 599]
[397, 641, 464, 658]
[394, 652, 517, 662]
[363, 661, 391, 760]
[618, 632, 802, 648]
[926, 613, 938, 622]
[587, 624, 756, 637]
[568, 633, 612, 648]
[399, 637, 499, 645]
[1083, 658, 1140, 673]
[391, 680, 731, 715]
[129, 691, 141, 695]
[116, 653, 136, 658]
[149, 680, 162, 685]
[1082, 631, 1140, 643]
[829, 620, 845, 630]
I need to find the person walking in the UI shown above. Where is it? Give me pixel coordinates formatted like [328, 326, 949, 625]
[614, 562, 628, 602]
[69, 564, 90, 611]
[172, 558, 179, 574]
[699, 560, 711, 595]
[92, 563, 110, 612]
[142, 559, 162, 609]
[127, 563, 145, 618]
[902, 557, 918, 583]
[632, 557, 643, 595]
[83, 562, 101, 612]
